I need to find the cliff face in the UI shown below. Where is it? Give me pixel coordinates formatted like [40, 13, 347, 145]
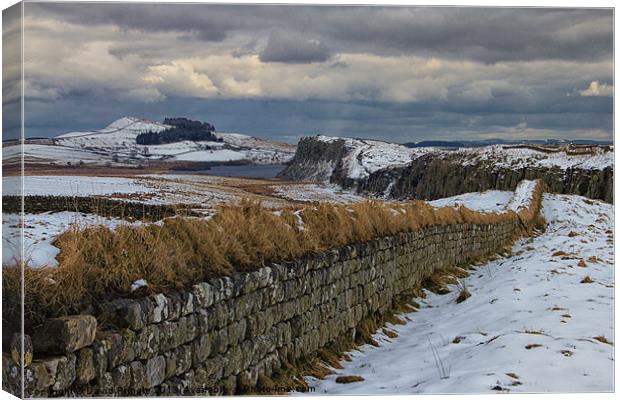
[280, 137, 614, 203]
[360, 154, 613, 203]
[277, 137, 349, 182]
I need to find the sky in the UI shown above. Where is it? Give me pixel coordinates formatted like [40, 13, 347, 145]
[2, 3, 614, 143]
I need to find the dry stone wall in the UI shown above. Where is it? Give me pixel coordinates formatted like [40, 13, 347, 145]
[2, 195, 198, 221]
[4, 218, 523, 397]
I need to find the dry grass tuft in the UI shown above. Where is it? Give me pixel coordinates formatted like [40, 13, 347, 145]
[578, 259, 588, 268]
[593, 335, 613, 345]
[335, 375, 365, 384]
[580, 276, 593, 284]
[452, 336, 465, 344]
[456, 286, 471, 303]
[382, 328, 398, 339]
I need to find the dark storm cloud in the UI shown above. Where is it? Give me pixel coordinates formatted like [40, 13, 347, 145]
[259, 32, 332, 63]
[26, 4, 612, 62]
[25, 92, 612, 143]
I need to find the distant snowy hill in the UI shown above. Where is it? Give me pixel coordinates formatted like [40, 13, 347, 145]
[5, 117, 296, 167]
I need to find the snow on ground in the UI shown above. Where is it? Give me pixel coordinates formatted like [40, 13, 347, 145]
[317, 135, 434, 180]
[3, 144, 121, 166]
[299, 193, 613, 394]
[2, 212, 139, 268]
[429, 190, 513, 213]
[3, 176, 156, 197]
[456, 145, 613, 171]
[507, 180, 538, 212]
[272, 183, 366, 204]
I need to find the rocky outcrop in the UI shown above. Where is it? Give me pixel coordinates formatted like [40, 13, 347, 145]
[360, 154, 613, 203]
[280, 137, 613, 203]
[278, 137, 351, 183]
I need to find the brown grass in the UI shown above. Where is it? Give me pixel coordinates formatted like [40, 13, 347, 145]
[580, 276, 593, 284]
[593, 335, 613, 345]
[6, 181, 545, 332]
[335, 375, 365, 384]
[382, 328, 398, 339]
[455, 286, 471, 303]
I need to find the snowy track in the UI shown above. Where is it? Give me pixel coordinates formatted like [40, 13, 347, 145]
[300, 193, 613, 394]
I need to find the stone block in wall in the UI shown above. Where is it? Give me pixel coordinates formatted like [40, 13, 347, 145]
[48, 353, 77, 392]
[232, 291, 262, 321]
[181, 292, 196, 316]
[95, 372, 114, 392]
[211, 327, 230, 354]
[157, 321, 176, 353]
[96, 332, 130, 369]
[237, 367, 259, 391]
[209, 277, 235, 303]
[223, 346, 244, 377]
[145, 356, 166, 388]
[202, 354, 226, 385]
[75, 347, 96, 384]
[227, 319, 248, 346]
[191, 333, 213, 367]
[98, 299, 145, 331]
[166, 292, 184, 321]
[129, 361, 146, 390]
[252, 266, 274, 289]
[24, 361, 54, 395]
[111, 364, 132, 390]
[31, 315, 97, 355]
[151, 294, 169, 323]
[165, 345, 192, 379]
[136, 324, 160, 359]
[177, 314, 199, 344]
[192, 282, 215, 308]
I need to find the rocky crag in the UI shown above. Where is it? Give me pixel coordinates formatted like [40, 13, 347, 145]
[280, 136, 613, 203]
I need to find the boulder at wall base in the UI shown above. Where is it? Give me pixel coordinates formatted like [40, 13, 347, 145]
[32, 315, 97, 355]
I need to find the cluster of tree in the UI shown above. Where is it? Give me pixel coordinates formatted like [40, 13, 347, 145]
[136, 117, 221, 145]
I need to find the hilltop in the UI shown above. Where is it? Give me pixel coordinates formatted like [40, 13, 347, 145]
[3, 117, 296, 169]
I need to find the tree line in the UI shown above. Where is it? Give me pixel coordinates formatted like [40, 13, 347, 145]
[136, 117, 221, 145]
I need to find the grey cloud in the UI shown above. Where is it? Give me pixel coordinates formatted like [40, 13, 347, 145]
[26, 4, 612, 62]
[19, 4, 613, 142]
[259, 32, 331, 63]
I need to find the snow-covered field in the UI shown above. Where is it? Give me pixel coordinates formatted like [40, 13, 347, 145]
[272, 183, 366, 204]
[299, 193, 613, 394]
[429, 190, 513, 212]
[3, 175, 156, 197]
[456, 145, 613, 171]
[2, 212, 139, 267]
